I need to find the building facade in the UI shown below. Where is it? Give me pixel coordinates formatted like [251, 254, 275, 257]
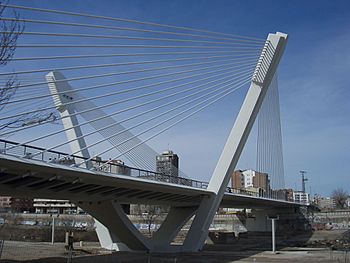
[231, 170, 270, 191]
[293, 191, 310, 205]
[285, 188, 294, 202]
[313, 196, 336, 210]
[33, 199, 81, 214]
[0, 196, 11, 210]
[107, 159, 131, 175]
[0, 196, 33, 212]
[93, 157, 131, 175]
[156, 150, 179, 177]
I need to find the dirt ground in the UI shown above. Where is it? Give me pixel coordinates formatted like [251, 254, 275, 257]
[0, 230, 349, 262]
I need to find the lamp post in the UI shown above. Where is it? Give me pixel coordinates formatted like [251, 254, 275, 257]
[49, 209, 59, 245]
[300, 170, 307, 193]
[51, 215, 55, 244]
[267, 215, 279, 253]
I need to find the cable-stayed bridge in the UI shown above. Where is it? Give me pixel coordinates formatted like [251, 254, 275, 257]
[0, 4, 301, 252]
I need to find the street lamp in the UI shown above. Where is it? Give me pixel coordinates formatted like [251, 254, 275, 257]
[267, 215, 279, 253]
[300, 170, 308, 193]
[49, 208, 59, 245]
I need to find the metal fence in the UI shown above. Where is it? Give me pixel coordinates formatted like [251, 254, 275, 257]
[0, 139, 208, 190]
[226, 187, 291, 202]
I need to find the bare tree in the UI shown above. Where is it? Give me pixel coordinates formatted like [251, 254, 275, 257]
[134, 204, 168, 234]
[0, 1, 24, 65]
[0, 1, 58, 133]
[0, 1, 23, 117]
[0, 111, 58, 131]
[331, 188, 348, 209]
[0, 75, 18, 111]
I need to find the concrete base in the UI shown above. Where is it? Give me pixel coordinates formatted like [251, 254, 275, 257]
[94, 220, 131, 251]
[79, 201, 151, 251]
[246, 209, 274, 232]
[245, 207, 310, 233]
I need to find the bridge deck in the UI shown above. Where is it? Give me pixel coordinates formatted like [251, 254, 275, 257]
[0, 154, 210, 206]
[0, 153, 303, 209]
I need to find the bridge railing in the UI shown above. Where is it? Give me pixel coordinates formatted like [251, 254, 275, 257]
[0, 139, 294, 202]
[0, 139, 208, 190]
[226, 187, 291, 201]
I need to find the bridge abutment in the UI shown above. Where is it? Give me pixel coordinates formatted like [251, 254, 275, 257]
[245, 207, 310, 233]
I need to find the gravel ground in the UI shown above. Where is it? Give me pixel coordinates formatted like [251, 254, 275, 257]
[0, 230, 349, 262]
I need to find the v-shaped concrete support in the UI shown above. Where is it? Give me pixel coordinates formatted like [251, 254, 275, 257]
[79, 201, 151, 250]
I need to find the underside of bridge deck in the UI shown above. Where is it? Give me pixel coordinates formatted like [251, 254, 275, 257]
[0, 154, 209, 207]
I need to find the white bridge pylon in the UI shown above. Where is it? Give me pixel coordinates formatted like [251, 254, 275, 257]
[46, 32, 288, 252]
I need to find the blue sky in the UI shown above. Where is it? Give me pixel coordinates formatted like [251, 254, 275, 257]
[4, 0, 350, 196]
